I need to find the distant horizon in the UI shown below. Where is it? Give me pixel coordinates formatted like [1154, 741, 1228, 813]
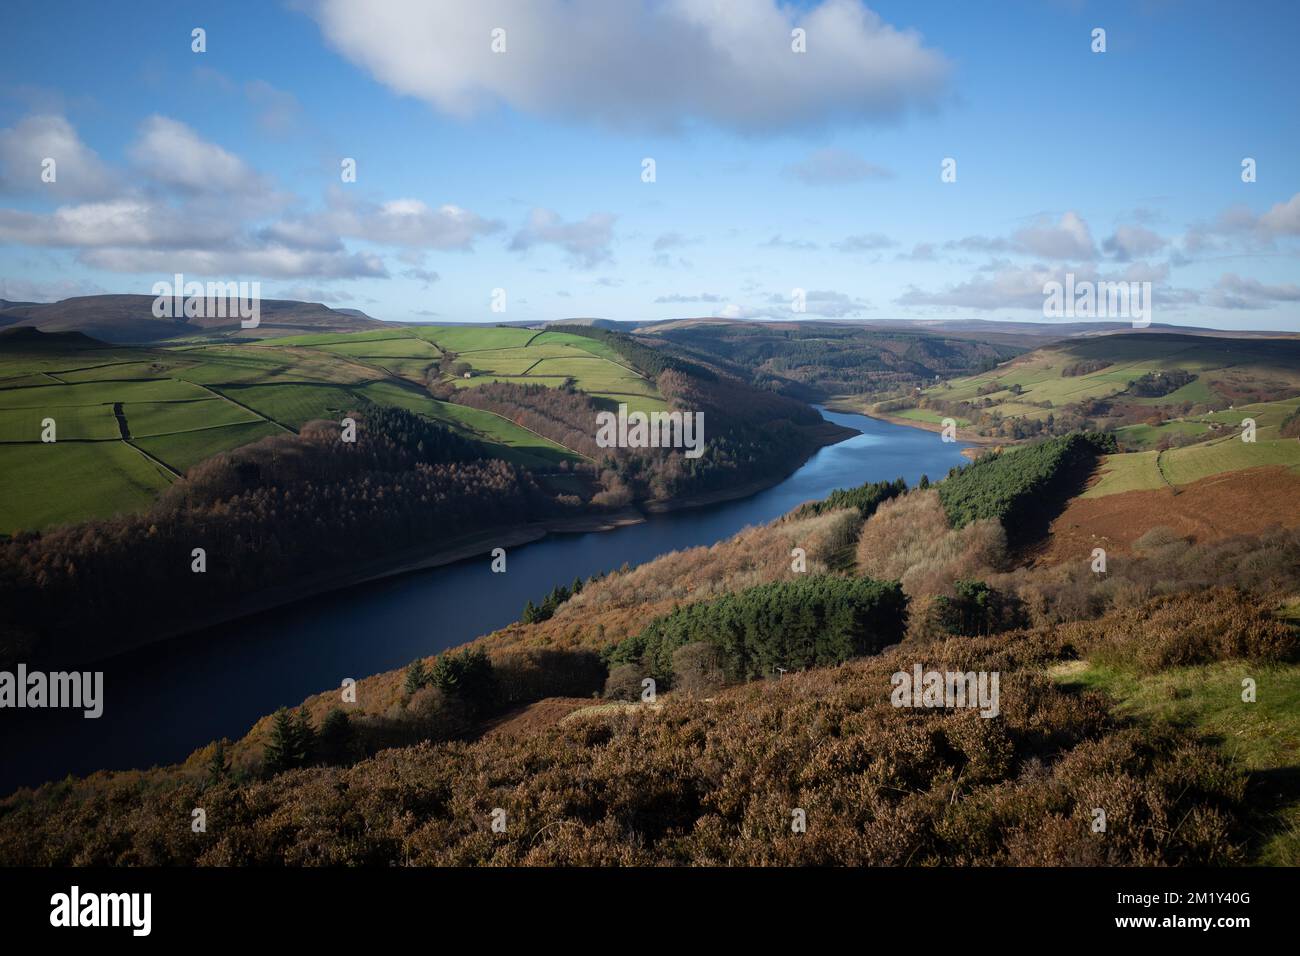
[4, 290, 1296, 338]
[5, 293, 1294, 343]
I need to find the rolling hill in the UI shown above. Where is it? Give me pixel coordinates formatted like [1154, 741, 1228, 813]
[0, 294, 382, 343]
[0, 319, 849, 534]
[847, 331, 1300, 446]
[0, 326, 601, 530]
[633, 319, 1025, 400]
[3, 462, 1296, 866]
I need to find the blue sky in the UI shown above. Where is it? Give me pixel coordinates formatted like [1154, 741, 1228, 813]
[1, 0, 1297, 329]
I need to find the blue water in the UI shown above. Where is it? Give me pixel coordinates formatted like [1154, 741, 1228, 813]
[0, 408, 970, 793]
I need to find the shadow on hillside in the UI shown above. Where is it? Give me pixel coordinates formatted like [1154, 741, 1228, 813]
[1241, 764, 1300, 863]
[1009, 456, 1101, 558]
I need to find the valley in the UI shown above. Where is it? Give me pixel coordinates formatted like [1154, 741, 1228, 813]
[1, 314, 1298, 869]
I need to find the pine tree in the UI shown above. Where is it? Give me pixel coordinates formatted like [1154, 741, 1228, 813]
[263, 708, 296, 775]
[263, 708, 315, 775]
[318, 708, 354, 765]
[206, 740, 231, 786]
[405, 659, 429, 695]
[292, 708, 317, 766]
[430, 647, 498, 716]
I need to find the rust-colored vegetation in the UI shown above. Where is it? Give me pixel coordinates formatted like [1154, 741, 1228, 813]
[3, 474, 1297, 867]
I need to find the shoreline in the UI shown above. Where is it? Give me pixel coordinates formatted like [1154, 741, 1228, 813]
[138, 510, 645, 653]
[822, 399, 1013, 459]
[643, 421, 854, 513]
[81, 421, 856, 667]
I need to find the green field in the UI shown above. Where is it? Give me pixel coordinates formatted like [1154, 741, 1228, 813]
[396, 326, 664, 411]
[210, 382, 365, 429]
[0, 378, 211, 407]
[1114, 419, 1211, 450]
[1162, 433, 1300, 486]
[0, 404, 121, 441]
[1097, 396, 1300, 494]
[1082, 449, 1164, 497]
[0, 324, 653, 530]
[406, 325, 538, 352]
[258, 325, 661, 409]
[1087, 443, 1300, 499]
[1127, 376, 1217, 406]
[0, 441, 173, 531]
[892, 407, 970, 427]
[124, 399, 263, 437]
[134, 420, 284, 474]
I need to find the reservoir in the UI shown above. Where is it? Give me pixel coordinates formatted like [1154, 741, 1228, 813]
[0, 407, 970, 794]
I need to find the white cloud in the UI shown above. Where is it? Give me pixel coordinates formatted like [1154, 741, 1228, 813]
[509, 207, 616, 267]
[1208, 273, 1300, 310]
[1012, 212, 1095, 260]
[761, 235, 819, 251]
[287, 192, 504, 250]
[1259, 193, 1300, 236]
[896, 242, 936, 261]
[833, 232, 894, 252]
[784, 148, 892, 185]
[897, 261, 1166, 311]
[714, 302, 780, 319]
[0, 114, 116, 199]
[0, 275, 105, 302]
[79, 245, 387, 279]
[784, 288, 869, 317]
[0, 199, 243, 250]
[0, 114, 499, 280]
[401, 267, 441, 287]
[654, 292, 722, 303]
[1102, 224, 1166, 261]
[711, 288, 868, 319]
[129, 115, 262, 196]
[944, 234, 1013, 254]
[303, 0, 952, 134]
[1180, 196, 1300, 253]
[273, 284, 357, 303]
[652, 231, 696, 251]
[898, 265, 1053, 310]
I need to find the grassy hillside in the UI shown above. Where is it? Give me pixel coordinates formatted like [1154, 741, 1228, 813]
[266, 325, 666, 413]
[5, 319, 826, 530]
[1053, 655, 1300, 865]
[0, 326, 634, 530]
[926, 334, 1300, 416]
[0, 320, 854, 665]
[1085, 397, 1300, 498]
[862, 332, 1300, 444]
[640, 320, 1023, 400]
[843, 330, 1300, 511]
